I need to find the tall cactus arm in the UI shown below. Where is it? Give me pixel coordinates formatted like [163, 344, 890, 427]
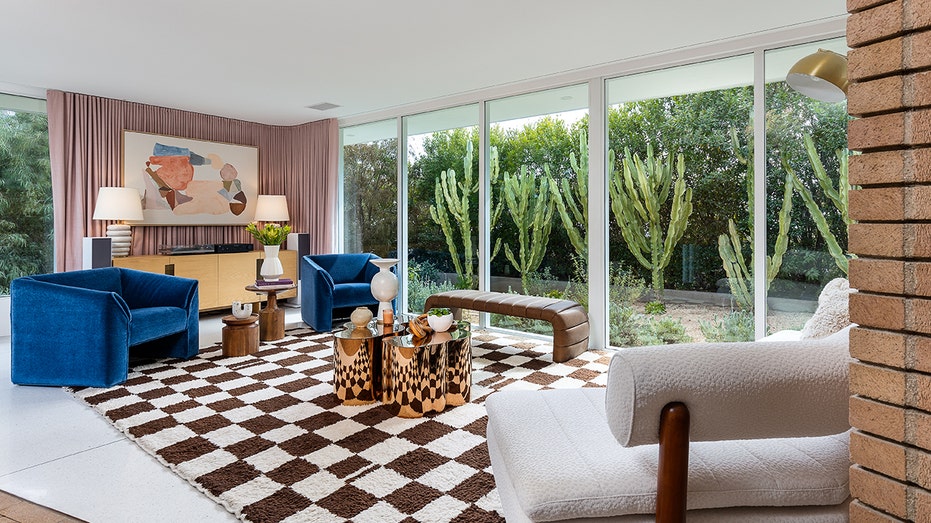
[784, 157, 849, 275]
[718, 222, 754, 311]
[837, 147, 852, 225]
[767, 172, 794, 287]
[802, 134, 844, 215]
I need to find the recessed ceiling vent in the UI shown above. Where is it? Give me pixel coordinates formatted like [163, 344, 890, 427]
[306, 102, 340, 111]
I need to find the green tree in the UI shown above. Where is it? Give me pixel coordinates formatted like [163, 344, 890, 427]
[0, 111, 53, 293]
[342, 139, 398, 257]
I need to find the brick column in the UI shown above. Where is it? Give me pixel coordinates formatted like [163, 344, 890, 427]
[846, 0, 931, 520]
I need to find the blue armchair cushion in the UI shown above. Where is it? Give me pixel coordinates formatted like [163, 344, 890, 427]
[129, 307, 189, 346]
[301, 253, 390, 332]
[11, 267, 199, 388]
[334, 283, 379, 307]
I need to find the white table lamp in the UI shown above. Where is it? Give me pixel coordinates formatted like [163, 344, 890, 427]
[254, 195, 290, 222]
[254, 195, 290, 281]
[92, 187, 144, 257]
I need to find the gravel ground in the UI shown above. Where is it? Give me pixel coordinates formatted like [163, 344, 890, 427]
[463, 301, 813, 344]
[652, 302, 812, 342]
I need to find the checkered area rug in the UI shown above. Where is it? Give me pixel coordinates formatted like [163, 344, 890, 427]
[72, 327, 610, 523]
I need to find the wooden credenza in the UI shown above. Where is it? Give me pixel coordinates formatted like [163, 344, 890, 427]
[113, 250, 298, 311]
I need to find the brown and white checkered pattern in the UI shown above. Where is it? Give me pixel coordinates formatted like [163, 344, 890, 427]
[73, 328, 610, 523]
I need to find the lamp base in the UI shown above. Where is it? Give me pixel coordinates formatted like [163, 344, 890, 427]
[106, 224, 132, 257]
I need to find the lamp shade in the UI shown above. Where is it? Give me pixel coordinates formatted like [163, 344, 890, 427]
[92, 187, 144, 221]
[786, 49, 848, 103]
[254, 195, 290, 222]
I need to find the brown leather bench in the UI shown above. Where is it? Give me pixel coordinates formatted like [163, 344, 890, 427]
[423, 290, 590, 363]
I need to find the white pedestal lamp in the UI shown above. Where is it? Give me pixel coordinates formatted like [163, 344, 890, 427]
[92, 187, 144, 258]
[254, 195, 290, 281]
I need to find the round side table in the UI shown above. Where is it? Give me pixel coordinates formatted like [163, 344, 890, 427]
[221, 314, 260, 357]
[245, 284, 296, 341]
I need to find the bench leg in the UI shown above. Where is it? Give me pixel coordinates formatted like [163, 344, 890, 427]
[553, 341, 587, 363]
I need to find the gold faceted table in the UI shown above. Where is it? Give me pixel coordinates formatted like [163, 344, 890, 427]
[333, 320, 407, 405]
[383, 321, 472, 418]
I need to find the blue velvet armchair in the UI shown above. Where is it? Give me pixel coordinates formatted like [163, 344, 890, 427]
[11, 267, 199, 388]
[301, 253, 387, 332]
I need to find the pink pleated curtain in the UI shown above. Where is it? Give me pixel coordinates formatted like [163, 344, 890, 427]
[46, 89, 337, 272]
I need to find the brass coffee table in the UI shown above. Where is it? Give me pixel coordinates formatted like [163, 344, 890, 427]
[332, 320, 407, 405]
[382, 321, 472, 418]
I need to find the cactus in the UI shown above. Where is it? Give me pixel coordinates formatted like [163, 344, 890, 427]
[783, 134, 852, 275]
[609, 145, 693, 299]
[718, 172, 794, 311]
[429, 142, 502, 289]
[501, 164, 556, 293]
[551, 131, 589, 260]
[717, 129, 793, 311]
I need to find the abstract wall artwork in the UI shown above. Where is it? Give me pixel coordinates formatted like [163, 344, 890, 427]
[122, 131, 259, 225]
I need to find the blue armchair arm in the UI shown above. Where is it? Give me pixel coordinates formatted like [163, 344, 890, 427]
[301, 256, 336, 331]
[11, 277, 133, 387]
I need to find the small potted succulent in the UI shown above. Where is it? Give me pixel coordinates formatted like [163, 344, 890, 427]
[427, 307, 454, 332]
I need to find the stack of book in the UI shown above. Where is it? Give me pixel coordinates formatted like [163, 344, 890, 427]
[254, 278, 294, 287]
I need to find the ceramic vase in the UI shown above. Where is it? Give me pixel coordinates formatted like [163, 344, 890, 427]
[351, 307, 373, 328]
[369, 258, 399, 324]
[231, 301, 253, 319]
[260, 244, 284, 281]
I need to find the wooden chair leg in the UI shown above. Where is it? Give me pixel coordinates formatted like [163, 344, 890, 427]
[656, 402, 690, 523]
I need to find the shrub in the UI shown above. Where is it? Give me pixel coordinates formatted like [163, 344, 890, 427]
[608, 303, 692, 347]
[609, 303, 645, 347]
[610, 261, 646, 308]
[524, 266, 567, 299]
[407, 260, 455, 313]
[699, 310, 755, 342]
[644, 300, 666, 315]
[638, 316, 692, 345]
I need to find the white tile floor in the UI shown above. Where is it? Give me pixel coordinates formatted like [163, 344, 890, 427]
[0, 307, 306, 522]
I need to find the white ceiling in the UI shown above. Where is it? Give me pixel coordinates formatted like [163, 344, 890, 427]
[0, 1, 846, 126]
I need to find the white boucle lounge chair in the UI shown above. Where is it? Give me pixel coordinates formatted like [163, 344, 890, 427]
[486, 326, 852, 522]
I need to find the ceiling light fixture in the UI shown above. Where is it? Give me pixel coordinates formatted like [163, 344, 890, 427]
[786, 49, 848, 102]
[306, 102, 341, 111]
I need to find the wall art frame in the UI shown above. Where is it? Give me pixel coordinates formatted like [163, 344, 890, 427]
[122, 130, 260, 225]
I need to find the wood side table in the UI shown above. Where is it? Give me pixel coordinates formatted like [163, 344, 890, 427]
[221, 314, 260, 356]
[245, 284, 297, 341]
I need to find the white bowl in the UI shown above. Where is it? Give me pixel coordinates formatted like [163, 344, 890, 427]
[427, 313, 454, 332]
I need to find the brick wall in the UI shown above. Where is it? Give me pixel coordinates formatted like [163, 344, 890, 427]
[847, 0, 931, 520]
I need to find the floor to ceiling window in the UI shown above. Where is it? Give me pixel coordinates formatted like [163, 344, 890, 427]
[337, 28, 848, 347]
[0, 93, 52, 295]
[486, 84, 589, 334]
[764, 37, 849, 334]
[404, 105, 479, 313]
[605, 55, 755, 345]
[340, 119, 398, 257]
